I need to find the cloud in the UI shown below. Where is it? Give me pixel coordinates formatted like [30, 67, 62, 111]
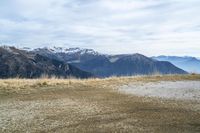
[0, 0, 200, 56]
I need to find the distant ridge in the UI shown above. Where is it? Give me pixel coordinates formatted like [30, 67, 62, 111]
[153, 56, 200, 73]
[33, 46, 187, 77]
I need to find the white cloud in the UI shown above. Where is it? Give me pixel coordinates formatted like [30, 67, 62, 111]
[0, 0, 200, 57]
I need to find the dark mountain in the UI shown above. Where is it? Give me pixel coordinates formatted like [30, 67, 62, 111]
[153, 56, 200, 73]
[0, 46, 92, 78]
[34, 47, 187, 77]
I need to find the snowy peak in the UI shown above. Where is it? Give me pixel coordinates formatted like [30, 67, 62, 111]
[34, 47, 100, 55]
[62, 47, 99, 55]
[2, 45, 100, 56]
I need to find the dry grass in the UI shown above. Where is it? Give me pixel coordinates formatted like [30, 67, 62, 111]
[0, 74, 200, 133]
[1, 74, 200, 91]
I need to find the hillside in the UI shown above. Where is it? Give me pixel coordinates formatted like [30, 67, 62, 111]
[0, 46, 92, 78]
[34, 47, 187, 77]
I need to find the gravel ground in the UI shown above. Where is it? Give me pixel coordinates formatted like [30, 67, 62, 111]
[120, 81, 200, 101]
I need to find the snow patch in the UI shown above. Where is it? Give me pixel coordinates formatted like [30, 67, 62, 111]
[67, 60, 81, 63]
[109, 57, 119, 63]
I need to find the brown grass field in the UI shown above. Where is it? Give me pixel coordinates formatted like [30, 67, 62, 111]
[0, 74, 200, 133]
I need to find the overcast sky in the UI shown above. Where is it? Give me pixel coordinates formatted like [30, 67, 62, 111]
[0, 0, 200, 56]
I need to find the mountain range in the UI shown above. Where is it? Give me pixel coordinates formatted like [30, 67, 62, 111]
[0, 46, 92, 78]
[153, 56, 200, 73]
[0, 46, 188, 78]
[32, 47, 187, 77]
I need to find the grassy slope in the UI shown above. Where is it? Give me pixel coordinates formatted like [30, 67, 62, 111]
[0, 74, 200, 133]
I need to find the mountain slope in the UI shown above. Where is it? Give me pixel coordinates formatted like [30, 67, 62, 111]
[71, 54, 187, 77]
[153, 56, 200, 73]
[0, 46, 92, 78]
[33, 47, 187, 77]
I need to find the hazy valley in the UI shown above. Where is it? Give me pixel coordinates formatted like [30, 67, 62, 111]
[153, 56, 200, 74]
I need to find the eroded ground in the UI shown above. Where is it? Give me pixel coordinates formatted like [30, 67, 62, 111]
[0, 75, 200, 133]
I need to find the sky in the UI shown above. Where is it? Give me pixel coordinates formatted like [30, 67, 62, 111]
[0, 0, 200, 57]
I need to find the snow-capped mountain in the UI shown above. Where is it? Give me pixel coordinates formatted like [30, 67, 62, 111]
[0, 45, 188, 78]
[32, 47, 187, 77]
[34, 47, 99, 55]
[65, 47, 99, 55]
